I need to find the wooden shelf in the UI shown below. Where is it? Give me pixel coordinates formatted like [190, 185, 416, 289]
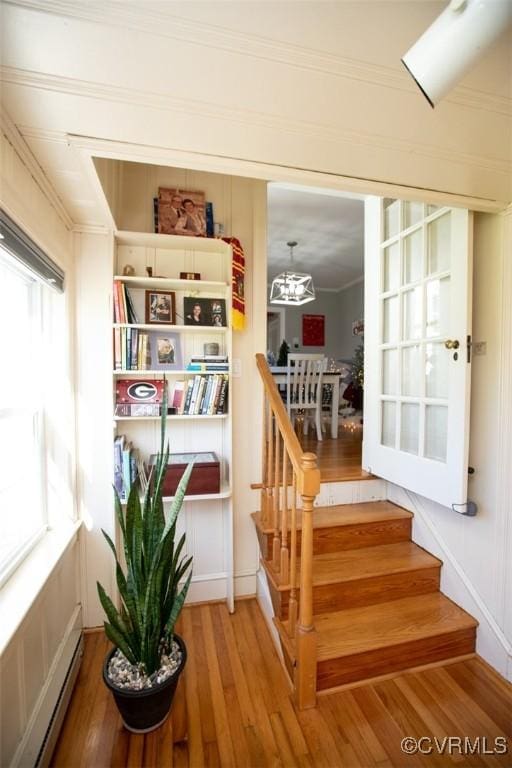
[113, 323, 227, 333]
[113, 414, 228, 422]
[113, 369, 230, 376]
[115, 275, 229, 292]
[121, 484, 232, 504]
[116, 230, 231, 253]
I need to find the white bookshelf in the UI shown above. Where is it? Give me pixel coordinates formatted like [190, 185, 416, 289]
[113, 231, 234, 611]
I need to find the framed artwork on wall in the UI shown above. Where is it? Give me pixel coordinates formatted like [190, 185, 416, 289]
[302, 314, 325, 346]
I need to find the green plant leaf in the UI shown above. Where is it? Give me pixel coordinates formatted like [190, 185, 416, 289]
[165, 571, 192, 640]
[104, 622, 137, 665]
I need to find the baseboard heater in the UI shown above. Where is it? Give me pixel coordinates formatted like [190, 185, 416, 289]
[35, 633, 84, 767]
[12, 607, 83, 768]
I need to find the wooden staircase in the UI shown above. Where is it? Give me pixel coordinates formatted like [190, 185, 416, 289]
[254, 353, 478, 708]
[253, 501, 477, 693]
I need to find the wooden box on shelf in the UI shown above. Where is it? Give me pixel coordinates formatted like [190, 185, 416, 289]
[149, 451, 221, 496]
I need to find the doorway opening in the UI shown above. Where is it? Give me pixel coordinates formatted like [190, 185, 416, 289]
[266, 183, 369, 482]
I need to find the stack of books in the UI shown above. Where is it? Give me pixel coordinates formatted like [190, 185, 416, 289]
[113, 280, 138, 324]
[113, 435, 147, 502]
[170, 374, 228, 415]
[186, 355, 229, 372]
[114, 327, 149, 371]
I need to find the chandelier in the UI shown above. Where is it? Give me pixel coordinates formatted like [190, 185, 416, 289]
[269, 241, 316, 306]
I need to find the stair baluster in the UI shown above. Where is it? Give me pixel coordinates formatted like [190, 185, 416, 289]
[280, 440, 289, 584]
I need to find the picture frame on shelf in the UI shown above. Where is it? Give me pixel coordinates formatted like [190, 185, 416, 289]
[157, 188, 207, 237]
[184, 297, 227, 327]
[148, 331, 183, 371]
[180, 272, 201, 281]
[145, 290, 176, 325]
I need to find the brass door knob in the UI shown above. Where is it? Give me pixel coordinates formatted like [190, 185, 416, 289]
[444, 339, 460, 350]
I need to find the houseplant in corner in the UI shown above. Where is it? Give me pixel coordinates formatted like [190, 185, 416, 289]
[97, 390, 193, 733]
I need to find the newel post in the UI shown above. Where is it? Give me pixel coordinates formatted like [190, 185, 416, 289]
[294, 452, 319, 710]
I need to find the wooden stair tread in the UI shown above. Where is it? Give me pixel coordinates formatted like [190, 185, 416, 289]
[308, 541, 441, 586]
[252, 501, 411, 534]
[263, 541, 441, 592]
[314, 593, 477, 661]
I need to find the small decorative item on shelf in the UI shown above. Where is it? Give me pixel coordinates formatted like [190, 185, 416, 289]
[148, 330, 183, 371]
[180, 272, 201, 281]
[115, 379, 166, 417]
[204, 342, 220, 356]
[122, 264, 135, 276]
[149, 451, 220, 496]
[157, 188, 207, 237]
[145, 289, 176, 325]
[183, 297, 226, 327]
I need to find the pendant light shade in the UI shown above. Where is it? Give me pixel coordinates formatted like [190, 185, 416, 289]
[270, 241, 316, 306]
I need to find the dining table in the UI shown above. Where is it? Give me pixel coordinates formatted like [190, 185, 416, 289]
[269, 367, 342, 439]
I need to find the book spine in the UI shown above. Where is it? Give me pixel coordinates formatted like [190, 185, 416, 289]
[201, 375, 213, 415]
[193, 377, 205, 415]
[113, 280, 122, 323]
[121, 328, 126, 370]
[206, 375, 219, 415]
[131, 329, 138, 370]
[125, 287, 138, 324]
[113, 436, 124, 498]
[122, 443, 132, 500]
[120, 283, 128, 324]
[216, 375, 228, 414]
[211, 374, 223, 415]
[188, 376, 202, 414]
[183, 378, 194, 414]
[126, 327, 132, 370]
[114, 328, 121, 370]
[172, 381, 185, 410]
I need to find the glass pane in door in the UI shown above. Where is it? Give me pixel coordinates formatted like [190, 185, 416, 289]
[425, 405, 448, 462]
[403, 229, 422, 285]
[402, 345, 422, 396]
[381, 401, 396, 447]
[426, 278, 450, 338]
[426, 343, 448, 398]
[401, 403, 419, 454]
[428, 214, 451, 274]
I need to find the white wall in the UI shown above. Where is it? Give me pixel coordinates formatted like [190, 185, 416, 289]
[279, 281, 364, 363]
[78, 161, 267, 626]
[0, 125, 81, 766]
[388, 210, 512, 679]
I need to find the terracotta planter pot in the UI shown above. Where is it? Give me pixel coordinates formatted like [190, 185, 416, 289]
[103, 635, 187, 733]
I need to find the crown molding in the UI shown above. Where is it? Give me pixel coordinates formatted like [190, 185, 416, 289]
[0, 108, 74, 229]
[2, 67, 510, 182]
[6, 0, 512, 118]
[72, 223, 110, 235]
[337, 276, 365, 293]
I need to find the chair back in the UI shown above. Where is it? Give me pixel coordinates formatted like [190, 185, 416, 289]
[286, 354, 325, 412]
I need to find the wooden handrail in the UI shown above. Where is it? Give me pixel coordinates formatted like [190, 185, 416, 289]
[256, 353, 320, 709]
[255, 354, 320, 498]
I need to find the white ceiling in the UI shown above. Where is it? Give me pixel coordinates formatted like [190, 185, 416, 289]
[267, 185, 364, 291]
[1, 0, 511, 230]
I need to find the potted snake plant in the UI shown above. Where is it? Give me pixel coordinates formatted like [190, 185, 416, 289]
[97, 390, 193, 733]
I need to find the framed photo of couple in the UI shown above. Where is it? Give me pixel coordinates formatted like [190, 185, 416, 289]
[157, 188, 207, 237]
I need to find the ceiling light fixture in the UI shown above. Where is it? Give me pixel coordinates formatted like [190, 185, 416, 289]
[402, 0, 512, 107]
[269, 241, 315, 306]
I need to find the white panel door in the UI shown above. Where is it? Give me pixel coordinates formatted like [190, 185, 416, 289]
[363, 197, 473, 508]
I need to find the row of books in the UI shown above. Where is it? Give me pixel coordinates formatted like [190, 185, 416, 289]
[186, 354, 229, 372]
[114, 327, 150, 371]
[113, 435, 148, 502]
[172, 374, 228, 415]
[113, 280, 138, 324]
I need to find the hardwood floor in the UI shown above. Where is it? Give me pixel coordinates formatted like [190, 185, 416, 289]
[299, 428, 370, 483]
[51, 600, 512, 767]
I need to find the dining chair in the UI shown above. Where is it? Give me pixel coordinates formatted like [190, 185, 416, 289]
[286, 353, 325, 441]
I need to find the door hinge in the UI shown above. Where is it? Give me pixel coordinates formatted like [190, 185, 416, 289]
[467, 334, 472, 363]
